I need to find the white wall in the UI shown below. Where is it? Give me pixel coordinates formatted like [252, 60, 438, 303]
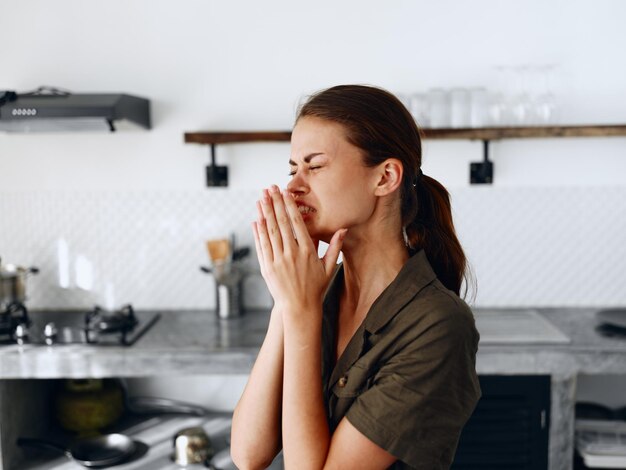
[2, 0, 626, 310]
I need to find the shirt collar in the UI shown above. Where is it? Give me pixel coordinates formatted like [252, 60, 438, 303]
[323, 250, 438, 390]
[362, 249, 438, 334]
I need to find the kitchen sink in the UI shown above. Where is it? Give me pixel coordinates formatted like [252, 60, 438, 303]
[473, 309, 570, 344]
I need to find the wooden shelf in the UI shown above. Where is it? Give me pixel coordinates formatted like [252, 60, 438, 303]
[185, 131, 291, 145]
[184, 124, 626, 186]
[184, 124, 626, 145]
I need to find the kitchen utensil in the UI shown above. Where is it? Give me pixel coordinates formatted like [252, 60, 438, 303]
[215, 274, 244, 320]
[117, 378, 215, 416]
[232, 246, 250, 262]
[127, 396, 210, 416]
[0, 256, 39, 310]
[200, 265, 246, 319]
[201, 241, 251, 319]
[172, 426, 214, 466]
[55, 379, 124, 434]
[597, 309, 626, 329]
[206, 239, 230, 264]
[575, 402, 614, 420]
[17, 433, 136, 468]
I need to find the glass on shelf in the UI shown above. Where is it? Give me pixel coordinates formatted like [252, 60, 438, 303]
[450, 88, 471, 128]
[427, 88, 450, 128]
[409, 92, 430, 128]
[532, 64, 558, 125]
[469, 87, 489, 128]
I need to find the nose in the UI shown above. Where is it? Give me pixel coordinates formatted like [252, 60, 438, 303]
[286, 173, 308, 197]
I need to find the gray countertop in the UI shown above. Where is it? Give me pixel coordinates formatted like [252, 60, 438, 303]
[0, 307, 625, 379]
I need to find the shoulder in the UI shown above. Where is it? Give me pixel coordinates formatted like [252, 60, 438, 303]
[387, 278, 479, 356]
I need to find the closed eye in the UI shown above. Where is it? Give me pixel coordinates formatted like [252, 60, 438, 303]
[288, 166, 322, 177]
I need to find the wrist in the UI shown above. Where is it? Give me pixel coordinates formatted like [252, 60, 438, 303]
[275, 298, 322, 315]
[280, 303, 322, 331]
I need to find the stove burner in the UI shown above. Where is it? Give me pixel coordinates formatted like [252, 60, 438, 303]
[85, 304, 139, 345]
[0, 302, 31, 343]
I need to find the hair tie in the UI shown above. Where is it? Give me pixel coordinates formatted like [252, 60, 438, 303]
[412, 168, 424, 187]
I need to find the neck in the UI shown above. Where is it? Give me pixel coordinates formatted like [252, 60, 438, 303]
[339, 230, 409, 316]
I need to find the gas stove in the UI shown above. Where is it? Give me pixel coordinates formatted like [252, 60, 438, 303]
[0, 302, 31, 344]
[0, 303, 161, 346]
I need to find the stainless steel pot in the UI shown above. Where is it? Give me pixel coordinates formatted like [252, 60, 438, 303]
[0, 256, 39, 310]
[172, 426, 214, 466]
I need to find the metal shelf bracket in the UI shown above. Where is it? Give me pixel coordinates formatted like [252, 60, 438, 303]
[470, 140, 494, 184]
[206, 144, 228, 187]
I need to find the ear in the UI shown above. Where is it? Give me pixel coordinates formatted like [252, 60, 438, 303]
[373, 158, 403, 196]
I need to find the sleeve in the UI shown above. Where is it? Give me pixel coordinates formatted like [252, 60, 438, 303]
[345, 308, 482, 469]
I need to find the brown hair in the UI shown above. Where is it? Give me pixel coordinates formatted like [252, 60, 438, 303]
[297, 84, 472, 297]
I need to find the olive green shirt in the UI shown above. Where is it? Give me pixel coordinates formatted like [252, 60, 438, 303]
[322, 249, 481, 469]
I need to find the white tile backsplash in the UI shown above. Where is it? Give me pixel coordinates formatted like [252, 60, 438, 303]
[1, 186, 625, 310]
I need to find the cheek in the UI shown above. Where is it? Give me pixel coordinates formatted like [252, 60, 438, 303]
[321, 185, 373, 226]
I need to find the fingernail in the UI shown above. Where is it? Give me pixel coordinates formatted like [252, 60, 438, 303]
[270, 184, 279, 193]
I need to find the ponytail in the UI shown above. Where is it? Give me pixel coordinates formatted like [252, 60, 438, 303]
[404, 174, 470, 297]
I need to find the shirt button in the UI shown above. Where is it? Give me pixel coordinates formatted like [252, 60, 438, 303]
[338, 376, 348, 388]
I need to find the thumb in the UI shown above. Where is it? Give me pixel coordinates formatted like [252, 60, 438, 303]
[322, 228, 347, 276]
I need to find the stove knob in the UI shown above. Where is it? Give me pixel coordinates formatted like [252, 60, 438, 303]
[14, 324, 29, 345]
[44, 322, 58, 345]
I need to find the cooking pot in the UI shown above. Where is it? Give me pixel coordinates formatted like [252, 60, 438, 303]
[0, 256, 38, 310]
[55, 379, 124, 435]
[171, 426, 214, 465]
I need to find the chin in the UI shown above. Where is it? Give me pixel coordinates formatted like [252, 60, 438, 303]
[307, 226, 338, 245]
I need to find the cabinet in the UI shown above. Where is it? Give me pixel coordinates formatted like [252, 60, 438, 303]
[453, 375, 550, 469]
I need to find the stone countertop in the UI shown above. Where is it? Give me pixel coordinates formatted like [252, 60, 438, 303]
[477, 308, 626, 377]
[0, 309, 271, 379]
[0, 308, 625, 379]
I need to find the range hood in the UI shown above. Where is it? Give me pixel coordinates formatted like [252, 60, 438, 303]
[0, 87, 151, 132]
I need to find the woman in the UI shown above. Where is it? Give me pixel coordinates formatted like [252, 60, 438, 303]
[231, 85, 481, 470]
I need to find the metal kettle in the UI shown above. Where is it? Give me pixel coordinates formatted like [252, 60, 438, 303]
[0, 256, 39, 310]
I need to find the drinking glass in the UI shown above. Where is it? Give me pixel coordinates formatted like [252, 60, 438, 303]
[409, 93, 430, 127]
[534, 65, 557, 124]
[427, 88, 450, 128]
[450, 88, 471, 128]
[469, 87, 489, 128]
[510, 65, 531, 125]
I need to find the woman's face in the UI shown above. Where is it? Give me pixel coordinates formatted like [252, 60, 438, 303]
[287, 116, 381, 243]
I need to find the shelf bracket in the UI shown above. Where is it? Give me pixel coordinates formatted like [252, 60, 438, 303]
[206, 144, 228, 187]
[470, 140, 494, 184]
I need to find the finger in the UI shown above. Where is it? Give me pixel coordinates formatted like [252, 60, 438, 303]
[268, 185, 297, 252]
[282, 189, 316, 251]
[322, 228, 347, 277]
[260, 188, 284, 255]
[256, 198, 264, 221]
[252, 221, 265, 272]
[256, 205, 274, 264]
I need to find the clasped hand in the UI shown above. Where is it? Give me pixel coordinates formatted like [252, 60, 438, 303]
[252, 185, 347, 317]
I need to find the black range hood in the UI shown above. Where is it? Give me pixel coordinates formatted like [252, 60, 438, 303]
[0, 87, 151, 132]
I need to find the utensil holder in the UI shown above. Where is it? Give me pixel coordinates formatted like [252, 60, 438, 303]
[215, 277, 243, 320]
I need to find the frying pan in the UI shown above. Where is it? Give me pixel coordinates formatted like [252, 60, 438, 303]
[597, 309, 626, 329]
[17, 433, 136, 467]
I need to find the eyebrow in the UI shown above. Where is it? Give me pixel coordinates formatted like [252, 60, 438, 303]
[288, 152, 325, 166]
